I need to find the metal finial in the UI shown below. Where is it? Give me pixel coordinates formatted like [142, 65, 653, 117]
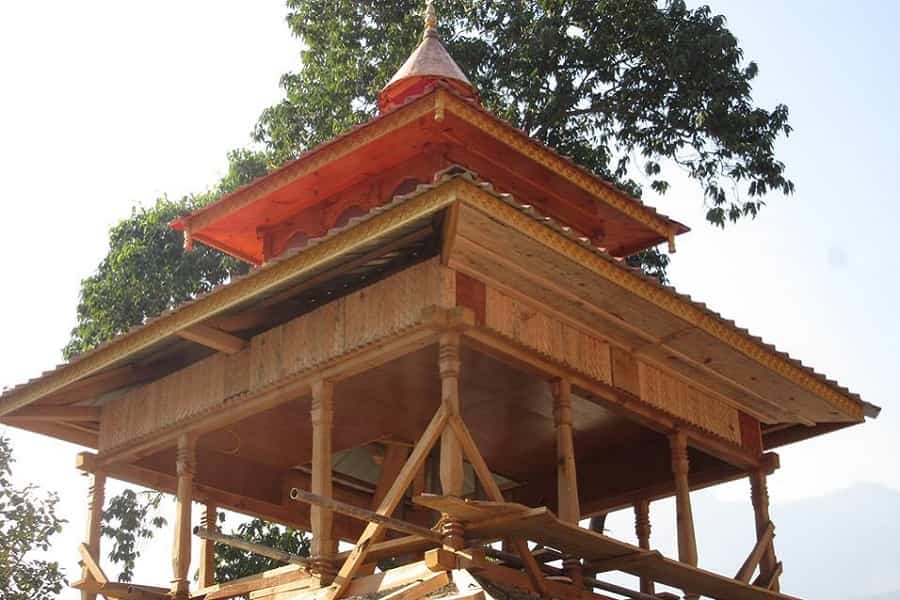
[424, 0, 438, 35]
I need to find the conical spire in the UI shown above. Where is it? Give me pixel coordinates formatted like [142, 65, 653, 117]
[378, 1, 479, 113]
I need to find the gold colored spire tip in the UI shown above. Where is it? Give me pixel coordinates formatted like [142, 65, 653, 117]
[424, 0, 438, 36]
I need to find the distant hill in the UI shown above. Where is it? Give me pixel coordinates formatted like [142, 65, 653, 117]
[603, 482, 900, 600]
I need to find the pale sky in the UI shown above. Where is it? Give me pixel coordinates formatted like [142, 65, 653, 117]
[0, 1, 897, 599]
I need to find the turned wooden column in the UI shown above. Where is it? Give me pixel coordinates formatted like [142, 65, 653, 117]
[669, 431, 698, 600]
[553, 379, 583, 585]
[198, 502, 217, 588]
[82, 468, 106, 600]
[438, 332, 465, 550]
[311, 380, 337, 578]
[750, 469, 780, 591]
[634, 500, 655, 595]
[171, 434, 196, 600]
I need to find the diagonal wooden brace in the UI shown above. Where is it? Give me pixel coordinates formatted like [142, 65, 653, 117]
[325, 406, 449, 600]
[447, 415, 548, 597]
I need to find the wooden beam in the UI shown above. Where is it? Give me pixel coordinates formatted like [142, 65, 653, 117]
[78, 542, 108, 585]
[750, 470, 781, 591]
[311, 380, 336, 571]
[753, 561, 783, 591]
[81, 467, 106, 600]
[553, 379, 579, 524]
[380, 572, 450, 600]
[735, 521, 775, 583]
[289, 488, 441, 543]
[172, 434, 196, 600]
[325, 406, 449, 600]
[462, 326, 763, 471]
[199, 503, 218, 588]
[446, 415, 548, 597]
[669, 431, 698, 600]
[439, 333, 464, 500]
[177, 324, 248, 355]
[633, 500, 654, 595]
[191, 564, 312, 600]
[4, 405, 101, 422]
[194, 526, 312, 568]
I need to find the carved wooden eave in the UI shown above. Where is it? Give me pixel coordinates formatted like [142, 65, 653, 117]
[170, 86, 689, 266]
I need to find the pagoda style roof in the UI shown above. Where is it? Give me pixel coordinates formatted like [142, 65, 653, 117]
[0, 168, 877, 451]
[171, 84, 688, 266]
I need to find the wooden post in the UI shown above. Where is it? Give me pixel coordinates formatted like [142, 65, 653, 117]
[311, 379, 337, 579]
[171, 433, 196, 600]
[750, 469, 780, 591]
[82, 468, 106, 600]
[438, 332, 465, 550]
[669, 431, 698, 600]
[634, 500, 655, 595]
[198, 502, 217, 588]
[552, 379, 582, 585]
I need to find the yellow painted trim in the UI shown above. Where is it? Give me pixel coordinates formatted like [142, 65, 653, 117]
[184, 96, 438, 233]
[453, 182, 865, 421]
[439, 88, 680, 242]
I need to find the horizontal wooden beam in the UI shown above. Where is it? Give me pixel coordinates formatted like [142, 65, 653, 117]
[289, 488, 441, 542]
[4, 405, 101, 422]
[177, 324, 248, 355]
[194, 526, 311, 568]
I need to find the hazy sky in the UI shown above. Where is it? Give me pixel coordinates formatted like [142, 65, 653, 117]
[0, 1, 897, 598]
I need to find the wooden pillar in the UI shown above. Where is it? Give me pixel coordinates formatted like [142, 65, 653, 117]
[634, 500, 655, 595]
[171, 434, 196, 600]
[198, 502, 217, 588]
[438, 332, 465, 549]
[750, 469, 780, 591]
[669, 431, 698, 600]
[311, 380, 337, 577]
[552, 379, 582, 584]
[82, 468, 106, 600]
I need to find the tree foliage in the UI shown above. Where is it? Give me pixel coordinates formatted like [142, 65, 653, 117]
[101, 490, 167, 582]
[0, 435, 67, 600]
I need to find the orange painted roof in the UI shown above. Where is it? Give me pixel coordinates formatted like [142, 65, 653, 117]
[172, 84, 688, 266]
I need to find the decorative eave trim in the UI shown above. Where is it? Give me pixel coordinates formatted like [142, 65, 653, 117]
[176, 96, 439, 235]
[452, 182, 866, 422]
[0, 182, 460, 417]
[438, 88, 684, 245]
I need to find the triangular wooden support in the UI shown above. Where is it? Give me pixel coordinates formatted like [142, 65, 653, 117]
[447, 415, 548, 597]
[325, 406, 449, 600]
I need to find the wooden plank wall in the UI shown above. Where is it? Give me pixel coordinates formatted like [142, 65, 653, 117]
[637, 362, 742, 445]
[99, 259, 454, 453]
[483, 285, 612, 385]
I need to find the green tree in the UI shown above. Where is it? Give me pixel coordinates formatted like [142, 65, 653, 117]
[79, 0, 793, 581]
[0, 435, 67, 599]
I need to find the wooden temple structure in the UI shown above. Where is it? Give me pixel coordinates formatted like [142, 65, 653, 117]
[0, 4, 880, 600]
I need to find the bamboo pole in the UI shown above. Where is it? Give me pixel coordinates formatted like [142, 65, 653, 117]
[193, 527, 312, 568]
[289, 488, 442, 543]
